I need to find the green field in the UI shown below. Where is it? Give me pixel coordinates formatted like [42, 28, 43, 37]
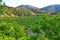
[0, 14, 60, 40]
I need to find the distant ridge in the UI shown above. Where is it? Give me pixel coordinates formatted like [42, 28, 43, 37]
[17, 5, 39, 9]
[17, 5, 46, 15]
[40, 4, 60, 12]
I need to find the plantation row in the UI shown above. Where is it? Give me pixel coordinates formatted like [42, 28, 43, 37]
[0, 13, 60, 40]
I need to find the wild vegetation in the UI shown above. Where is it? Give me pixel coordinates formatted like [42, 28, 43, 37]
[0, 13, 60, 40]
[0, 0, 60, 40]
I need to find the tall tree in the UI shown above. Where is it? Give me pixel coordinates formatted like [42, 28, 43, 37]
[0, 0, 2, 5]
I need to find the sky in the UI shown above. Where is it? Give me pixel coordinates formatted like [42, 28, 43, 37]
[2, 0, 60, 8]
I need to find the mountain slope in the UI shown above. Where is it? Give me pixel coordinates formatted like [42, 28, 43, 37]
[40, 4, 60, 12]
[17, 5, 46, 15]
[17, 5, 38, 9]
[0, 6, 36, 17]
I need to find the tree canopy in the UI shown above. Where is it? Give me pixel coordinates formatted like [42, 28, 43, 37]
[0, 0, 2, 2]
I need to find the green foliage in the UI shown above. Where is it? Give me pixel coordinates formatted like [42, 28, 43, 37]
[0, 12, 60, 40]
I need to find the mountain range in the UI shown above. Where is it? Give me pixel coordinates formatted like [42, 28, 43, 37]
[17, 5, 39, 9]
[17, 4, 60, 13]
[17, 5, 46, 15]
[0, 4, 60, 18]
[40, 4, 60, 12]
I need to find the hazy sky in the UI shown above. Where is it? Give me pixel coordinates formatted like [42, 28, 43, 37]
[3, 0, 60, 8]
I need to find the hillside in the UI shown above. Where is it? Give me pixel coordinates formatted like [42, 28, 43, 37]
[0, 6, 36, 17]
[40, 4, 60, 12]
[17, 5, 46, 15]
